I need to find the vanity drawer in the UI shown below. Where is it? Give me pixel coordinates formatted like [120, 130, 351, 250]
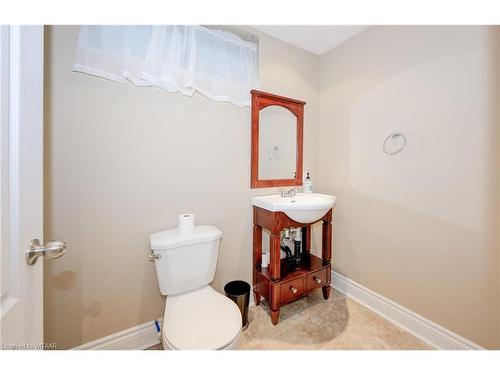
[280, 277, 304, 302]
[306, 268, 327, 290]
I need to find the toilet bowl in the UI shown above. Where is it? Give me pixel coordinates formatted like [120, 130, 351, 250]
[150, 221, 242, 350]
[162, 286, 241, 350]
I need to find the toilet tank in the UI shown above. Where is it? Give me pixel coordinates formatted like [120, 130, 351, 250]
[149, 225, 222, 296]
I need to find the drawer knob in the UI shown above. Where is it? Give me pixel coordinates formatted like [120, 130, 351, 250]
[290, 286, 298, 294]
[314, 276, 322, 284]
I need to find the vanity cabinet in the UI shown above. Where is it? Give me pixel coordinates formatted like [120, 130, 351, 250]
[252, 206, 333, 325]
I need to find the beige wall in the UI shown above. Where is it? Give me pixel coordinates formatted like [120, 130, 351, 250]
[43, 25, 319, 348]
[318, 26, 500, 348]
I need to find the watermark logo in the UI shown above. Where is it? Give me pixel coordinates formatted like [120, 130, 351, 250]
[1, 342, 57, 350]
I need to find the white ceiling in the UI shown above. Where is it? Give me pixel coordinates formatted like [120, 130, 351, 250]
[252, 25, 369, 55]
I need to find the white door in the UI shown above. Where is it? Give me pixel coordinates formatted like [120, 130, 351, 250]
[0, 25, 65, 350]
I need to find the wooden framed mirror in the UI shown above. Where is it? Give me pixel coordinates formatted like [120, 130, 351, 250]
[250, 90, 305, 188]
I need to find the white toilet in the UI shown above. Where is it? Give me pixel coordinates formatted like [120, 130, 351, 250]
[150, 223, 242, 350]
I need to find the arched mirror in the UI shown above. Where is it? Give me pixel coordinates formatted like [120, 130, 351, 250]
[251, 90, 305, 188]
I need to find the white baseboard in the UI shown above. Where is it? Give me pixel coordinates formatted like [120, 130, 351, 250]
[332, 271, 484, 350]
[71, 319, 162, 350]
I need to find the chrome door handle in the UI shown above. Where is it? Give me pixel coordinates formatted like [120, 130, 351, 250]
[26, 239, 67, 265]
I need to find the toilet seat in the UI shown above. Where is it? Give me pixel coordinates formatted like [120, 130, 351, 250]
[162, 327, 241, 350]
[162, 286, 242, 350]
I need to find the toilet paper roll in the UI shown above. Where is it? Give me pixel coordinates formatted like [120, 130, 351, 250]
[261, 251, 270, 268]
[178, 214, 195, 234]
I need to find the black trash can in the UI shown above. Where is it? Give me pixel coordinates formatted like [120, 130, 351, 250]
[224, 280, 250, 329]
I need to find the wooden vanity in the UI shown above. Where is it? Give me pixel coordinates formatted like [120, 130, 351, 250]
[252, 206, 333, 325]
[249, 89, 334, 325]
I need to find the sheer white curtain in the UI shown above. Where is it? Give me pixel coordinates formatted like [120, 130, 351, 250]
[73, 25, 259, 106]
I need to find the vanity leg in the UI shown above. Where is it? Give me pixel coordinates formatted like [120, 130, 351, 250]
[253, 224, 263, 307]
[253, 290, 261, 306]
[253, 224, 262, 269]
[322, 285, 331, 300]
[269, 232, 281, 281]
[270, 307, 280, 325]
[322, 213, 332, 265]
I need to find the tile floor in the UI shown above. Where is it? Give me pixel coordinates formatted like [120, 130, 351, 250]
[148, 289, 430, 350]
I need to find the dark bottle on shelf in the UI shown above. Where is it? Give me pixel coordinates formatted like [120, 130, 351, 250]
[294, 239, 302, 265]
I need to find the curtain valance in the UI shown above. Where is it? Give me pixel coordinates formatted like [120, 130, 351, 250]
[73, 25, 259, 106]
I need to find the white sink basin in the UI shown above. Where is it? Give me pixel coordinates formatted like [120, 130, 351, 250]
[251, 193, 336, 223]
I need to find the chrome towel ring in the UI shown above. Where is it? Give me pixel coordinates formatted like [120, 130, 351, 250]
[383, 132, 406, 155]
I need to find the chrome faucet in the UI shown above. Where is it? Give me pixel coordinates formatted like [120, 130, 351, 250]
[281, 188, 296, 198]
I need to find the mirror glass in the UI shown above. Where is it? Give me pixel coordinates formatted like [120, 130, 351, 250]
[258, 105, 297, 180]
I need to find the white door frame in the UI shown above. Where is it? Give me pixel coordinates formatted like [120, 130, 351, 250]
[0, 25, 44, 349]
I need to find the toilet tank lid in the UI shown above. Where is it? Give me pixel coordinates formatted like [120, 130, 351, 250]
[150, 225, 222, 250]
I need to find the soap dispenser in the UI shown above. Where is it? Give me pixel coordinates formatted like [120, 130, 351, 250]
[304, 172, 313, 193]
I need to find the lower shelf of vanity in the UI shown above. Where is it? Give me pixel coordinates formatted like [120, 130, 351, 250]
[253, 253, 332, 324]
